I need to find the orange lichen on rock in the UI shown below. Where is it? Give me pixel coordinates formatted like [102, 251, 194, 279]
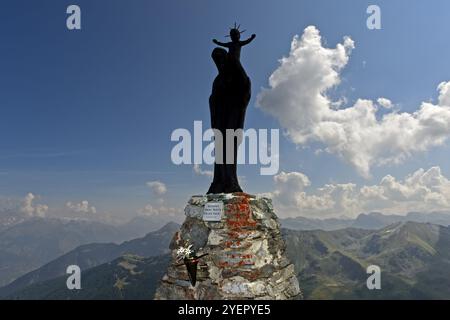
[225, 195, 257, 230]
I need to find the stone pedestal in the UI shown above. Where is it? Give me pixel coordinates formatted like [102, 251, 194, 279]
[154, 193, 301, 300]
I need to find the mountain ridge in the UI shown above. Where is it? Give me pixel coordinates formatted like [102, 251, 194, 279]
[0, 222, 179, 297]
[4, 221, 450, 299]
[281, 211, 450, 231]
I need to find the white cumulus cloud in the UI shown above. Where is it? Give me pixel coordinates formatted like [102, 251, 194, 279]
[20, 193, 48, 217]
[193, 164, 213, 178]
[267, 167, 450, 218]
[146, 181, 167, 196]
[65, 200, 97, 214]
[377, 98, 393, 109]
[257, 26, 450, 178]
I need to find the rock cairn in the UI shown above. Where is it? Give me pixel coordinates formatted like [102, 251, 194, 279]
[155, 193, 301, 300]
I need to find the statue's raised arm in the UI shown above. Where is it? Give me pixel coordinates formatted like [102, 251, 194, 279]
[212, 39, 230, 48]
[240, 34, 256, 46]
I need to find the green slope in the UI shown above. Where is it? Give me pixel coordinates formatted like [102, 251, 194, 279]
[284, 222, 450, 299]
[8, 254, 170, 300]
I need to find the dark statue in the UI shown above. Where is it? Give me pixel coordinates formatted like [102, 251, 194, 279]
[207, 24, 256, 194]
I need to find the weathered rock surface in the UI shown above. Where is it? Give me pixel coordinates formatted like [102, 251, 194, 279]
[154, 193, 301, 300]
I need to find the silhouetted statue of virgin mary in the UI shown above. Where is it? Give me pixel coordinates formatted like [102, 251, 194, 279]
[207, 24, 256, 194]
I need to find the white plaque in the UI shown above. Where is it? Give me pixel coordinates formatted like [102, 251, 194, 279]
[203, 202, 223, 222]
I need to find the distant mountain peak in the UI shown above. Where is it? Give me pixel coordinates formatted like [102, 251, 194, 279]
[157, 221, 180, 232]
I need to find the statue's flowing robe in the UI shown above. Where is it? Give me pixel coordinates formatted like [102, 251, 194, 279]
[208, 48, 251, 194]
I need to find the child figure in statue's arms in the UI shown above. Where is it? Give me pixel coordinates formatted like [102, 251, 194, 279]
[213, 23, 256, 61]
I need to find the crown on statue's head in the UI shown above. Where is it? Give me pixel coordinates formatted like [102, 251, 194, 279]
[225, 22, 246, 37]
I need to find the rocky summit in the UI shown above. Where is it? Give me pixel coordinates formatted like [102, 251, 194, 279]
[154, 193, 301, 300]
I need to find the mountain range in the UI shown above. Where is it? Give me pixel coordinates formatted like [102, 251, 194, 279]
[284, 221, 450, 299]
[280, 211, 450, 231]
[0, 208, 26, 233]
[3, 220, 450, 299]
[0, 222, 179, 297]
[0, 215, 177, 287]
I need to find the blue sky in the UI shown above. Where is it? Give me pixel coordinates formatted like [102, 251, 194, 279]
[1, 0, 450, 220]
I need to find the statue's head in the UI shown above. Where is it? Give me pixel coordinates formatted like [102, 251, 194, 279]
[228, 23, 245, 42]
[229, 28, 241, 42]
